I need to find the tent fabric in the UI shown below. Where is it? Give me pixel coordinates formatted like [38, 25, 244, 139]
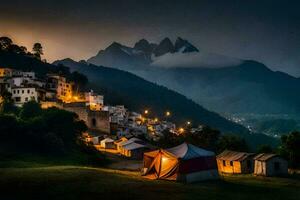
[178, 156, 217, 173]
[142, 143, 218, 183]
[166, 143, 215, 160]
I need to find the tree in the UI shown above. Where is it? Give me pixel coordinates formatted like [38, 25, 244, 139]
[158, 129, 184, 148]
[279, 131, 300, 168]
[0, 95, 19, 115]
[257, 144, 273, 153]
[19, 101, 42, 119]
[217, 134, 248, 153]
[8, 44, 27, 54]
[185, 126, 220, 150]
[32, 43, 43, 59]
[0, 36, 13, 50]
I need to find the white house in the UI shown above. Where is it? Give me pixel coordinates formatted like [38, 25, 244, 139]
[11, 86, 38, 106]
[100, 138, 115, 149]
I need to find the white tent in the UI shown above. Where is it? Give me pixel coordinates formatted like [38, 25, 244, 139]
[143, 143, 219, 183]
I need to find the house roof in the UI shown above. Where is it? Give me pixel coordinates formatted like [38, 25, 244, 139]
[114, 137, 128, 144]
[216, 150, 255, 161]
[122, 142, 147, 150]
[119, 137, 142, 146]
[253, 153, 278, 161]
[100, 138, 114, 143]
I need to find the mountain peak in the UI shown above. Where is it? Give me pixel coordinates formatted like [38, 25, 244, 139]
[134, 39, 153, 54]
[153, 37, 175, 57]
[175, 37, 199, 53]
[106, 42, 123, 50]
[134, 39, 150, 48]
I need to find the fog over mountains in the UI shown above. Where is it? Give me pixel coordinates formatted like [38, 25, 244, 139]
[86, 37, 300, 116]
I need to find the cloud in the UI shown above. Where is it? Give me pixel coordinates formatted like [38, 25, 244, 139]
[150, 51, 242, 68]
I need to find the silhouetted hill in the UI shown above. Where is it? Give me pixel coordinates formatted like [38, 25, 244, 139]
[54, 58, 279, 149]
[54, 58, 246, 132]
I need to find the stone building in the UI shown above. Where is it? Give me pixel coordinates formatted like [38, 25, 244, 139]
[63, 102, 110, 133]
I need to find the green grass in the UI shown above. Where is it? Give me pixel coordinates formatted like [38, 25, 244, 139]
[0, 150, 108, 168]
[0, 166, 299, 200]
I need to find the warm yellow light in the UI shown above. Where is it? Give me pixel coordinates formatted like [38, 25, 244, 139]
[179, 128, 185, 133]
[144, 110, 149, 114]
[162, 156, 169, 163]
[154, 118, 158, 122]
[187, 121, 191, 125]
[166, 111, 171, 116]
[74, 96, 78, 100]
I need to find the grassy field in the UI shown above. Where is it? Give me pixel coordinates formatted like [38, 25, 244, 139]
[0, 166, 299, 200]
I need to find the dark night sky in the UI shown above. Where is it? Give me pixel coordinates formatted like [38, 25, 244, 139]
[1, 0, 300, 76]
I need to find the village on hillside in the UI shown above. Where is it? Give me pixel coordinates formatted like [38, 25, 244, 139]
[0, 67, 182, 158]
[0, 66, 293, 183]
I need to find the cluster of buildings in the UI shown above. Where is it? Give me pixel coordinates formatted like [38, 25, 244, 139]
[0, 67, 178, 156]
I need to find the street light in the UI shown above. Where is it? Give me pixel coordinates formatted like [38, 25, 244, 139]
[179, 128, 185, 134]
[144, 110, 149, 114]
[166, 111, 171, 117]
[187, 121, 191, 126]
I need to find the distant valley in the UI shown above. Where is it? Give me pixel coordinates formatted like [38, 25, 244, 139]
[85, 37, 300, 136]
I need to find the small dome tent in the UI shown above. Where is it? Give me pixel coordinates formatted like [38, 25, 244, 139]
[142, 143, 219, 183]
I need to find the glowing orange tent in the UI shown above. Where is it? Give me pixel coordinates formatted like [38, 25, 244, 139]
[142, 143, 219, 183]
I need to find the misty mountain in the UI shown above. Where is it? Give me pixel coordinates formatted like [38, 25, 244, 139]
[87, 37, 199, 71]
[139, 61, 300, 115]
[174, 37, 199, 53]
[87, 38, 300, 116]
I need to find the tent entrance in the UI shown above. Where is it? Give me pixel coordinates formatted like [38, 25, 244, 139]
[143, 151, 179, 180]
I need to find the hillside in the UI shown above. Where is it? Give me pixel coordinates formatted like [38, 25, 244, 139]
[54, 59, 280, 149]
[53, 58, 247, 134]
[138, 61, 300, 115]
[0, 166, 299, 200]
